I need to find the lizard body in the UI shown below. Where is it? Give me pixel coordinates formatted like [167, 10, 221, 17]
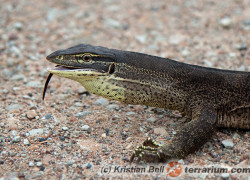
[44, 44, 249, 163]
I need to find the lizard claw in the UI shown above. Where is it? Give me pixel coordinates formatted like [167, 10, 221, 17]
[130, 138, 165, 163]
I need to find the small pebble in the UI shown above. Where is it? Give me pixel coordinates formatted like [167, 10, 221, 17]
[36, 162, 43, 167]
[222, 139, 234, 148]
[6, 104, 22, 111]
[26, 110, 37, 119]
[153, 127, 168, 136]
[232, 133, 241, 139]
[101, 133, 106, 138]
[1, 151, 9, 157]
[40, 166, 45, 171]
[23, 138, 30, 145]
[0, 160, 5, 164]
[45, 113, 52, 119]
[28, 129, 44, 136]
[106, 104, 119, 110]
[220, 17, 232, 28]
[103, 18, 120, 28]
[62, 126, 68, 131]
[12, 136, 21, 143]
[65, 160, 75, 166]
[10, 130, 18, 137]
[9, 151, 16, 157]
[26, 81, 42, 87]
[14, 22, 23, 30]
[93, 98, 109, 106]
[11, 74, 26, 81]
[81, 125, 89, 131]
[147, 117, 156, 123]
[77, 88, 88, 95]
[74, 102, 83, 107]
[38, 138, 47, 142]
[221, 173, 230, 179]
[126, 112, 136, 116]
[75, 111, 92, 117]
[135, 34, 147, 44]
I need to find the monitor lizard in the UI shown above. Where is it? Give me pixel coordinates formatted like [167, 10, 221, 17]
[43, 44, 250, 163]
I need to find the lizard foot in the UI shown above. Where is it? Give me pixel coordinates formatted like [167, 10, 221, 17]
[130, 138, 171, 163]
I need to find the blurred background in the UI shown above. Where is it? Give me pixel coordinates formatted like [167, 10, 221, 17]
[0, 0, 249, 179]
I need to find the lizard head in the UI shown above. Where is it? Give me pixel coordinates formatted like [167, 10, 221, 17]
[46, 44, 117, 79]
[43, 44, 122, 101]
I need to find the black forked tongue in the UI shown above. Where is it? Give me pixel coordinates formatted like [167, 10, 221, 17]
[42, 73, 53, 101]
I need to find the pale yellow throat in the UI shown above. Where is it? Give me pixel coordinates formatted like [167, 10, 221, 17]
[47, 68, 126, 101]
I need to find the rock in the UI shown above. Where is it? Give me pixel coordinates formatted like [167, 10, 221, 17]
[47, 9, 61, 21]
[12, 136, 21, 143]
[204, 59, 214, 67]
[222, 139, 234, 148]
[74, 102, 83, 107]
[75, 111, 92, 117]
[147, 117, 156, 123]
[9, 151, 16, 157]
[36, 162, 43, 167]
[26, 81, 42, 87]
[77, 88, 87, 95]
[169, 34, 185, 45]
[6, 104, 22, 111]
[5, 172, 19, 180]
[221, 173, 230, 179]
[13, 22, 23, 31]
[29, 161, 34, 167]
[6, 117, 18, 130]
[106, 104, 119, 110]
[1, 151, 9, 157]
[26, 110, 37, 119]
[11, 74, 26, 81]
[23, 139, 30, 145]
[86, 162, 93, 169]
[81, 125, 89, 131]
[242, 20, 250, 26]
[10, 130, 18, 137]
[93, 98, 109, 106]
[220, 17, 232, 28]
[181, 49, 191, 57]
[135, 34, 147, 44]
[45, 113, 52, 119]
[234, 44, 248, 51]
[82, 162, 93, 169]
[101, 133, 106, 138]
[7, 59, 15, 67]
[62, 126, 68, 131]
[232, 133, 241, 139]
[10, 46, 22, 57]
[28, 129, 44, 136]
[153, 127, 169, 136]
[65, 160, 75, 166]
[103, 18, 120, 28]
[126, 112, 136, 116]
[2, 89, 9, 94]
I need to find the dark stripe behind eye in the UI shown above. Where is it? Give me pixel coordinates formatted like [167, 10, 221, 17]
[92, 56, 115, 62]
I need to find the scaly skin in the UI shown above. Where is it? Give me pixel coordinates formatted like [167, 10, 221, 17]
[44, 44, 250, 163]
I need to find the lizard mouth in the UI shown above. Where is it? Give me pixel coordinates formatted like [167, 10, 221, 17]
[47, 65, 96, 71]
[42, 66, 105, 100]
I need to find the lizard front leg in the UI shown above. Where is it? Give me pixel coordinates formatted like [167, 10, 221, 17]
[130, 106, 217, 163]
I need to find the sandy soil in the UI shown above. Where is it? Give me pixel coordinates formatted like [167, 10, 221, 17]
[0, 0, 249, 179]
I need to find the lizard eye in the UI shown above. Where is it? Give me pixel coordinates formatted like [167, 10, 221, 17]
[83, 54, 92, 62]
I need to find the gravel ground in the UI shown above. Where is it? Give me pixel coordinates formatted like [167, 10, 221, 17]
[0, 0, 249, 179]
